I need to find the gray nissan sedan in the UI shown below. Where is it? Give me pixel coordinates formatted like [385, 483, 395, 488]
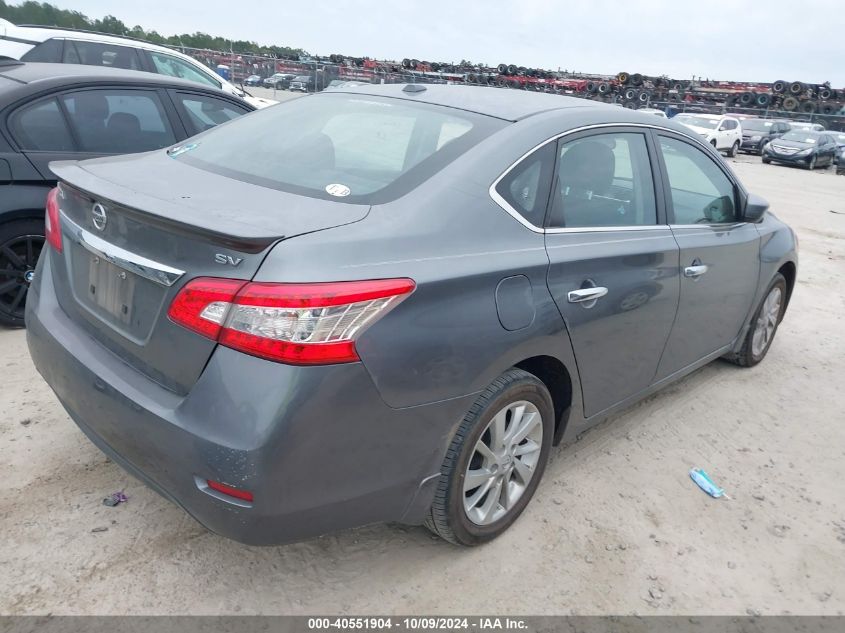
[25, 84, 797, 546]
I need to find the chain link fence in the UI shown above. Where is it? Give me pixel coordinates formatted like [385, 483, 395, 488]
[171, 46, 845, 131]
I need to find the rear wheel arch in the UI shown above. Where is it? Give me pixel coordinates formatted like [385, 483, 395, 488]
[1, 208, 45, 226]
[514, 355, 573, 445]
[777, 261, 797, 314]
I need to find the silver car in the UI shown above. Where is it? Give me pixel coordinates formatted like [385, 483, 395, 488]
[26, 85, 797, 546]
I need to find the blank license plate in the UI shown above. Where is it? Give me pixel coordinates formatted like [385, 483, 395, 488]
[86, 255, 136, 324]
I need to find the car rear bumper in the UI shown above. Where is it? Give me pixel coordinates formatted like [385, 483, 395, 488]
[741, 138, 765, 151]
[26, 250, 474, 545]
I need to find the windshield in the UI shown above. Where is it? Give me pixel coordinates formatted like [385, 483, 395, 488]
[834, 134, 845, 145]
[172, 93, 503, 203]
[293, 76, 310, 82]
[742, 119, 774, 132]
[780, 132, 819, 144]
[674, 116, 719, 130]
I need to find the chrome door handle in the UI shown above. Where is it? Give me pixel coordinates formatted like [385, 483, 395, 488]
[567, 287, 608, 303]
[684, 264, 709, 278]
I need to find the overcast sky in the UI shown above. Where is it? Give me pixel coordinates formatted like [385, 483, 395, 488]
[45, 0, 844, 85]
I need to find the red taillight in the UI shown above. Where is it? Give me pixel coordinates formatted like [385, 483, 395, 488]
[206, 479, 254, 502]
[44, 187, 62, 253]
[167, 277, 246, 339]
[168, 277, 415, 365]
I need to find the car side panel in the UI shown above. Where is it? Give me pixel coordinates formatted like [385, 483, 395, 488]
[729, 213, 798, 351]
[253, 186, 579, 411]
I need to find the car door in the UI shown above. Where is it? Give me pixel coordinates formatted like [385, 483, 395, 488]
[8, 87, 181, 180]
[167, 90, 252, 136]
[818, 135, 836, 165]
[543, 128, 681, 417]
[713, 119, 729, 149]
[652, 132, 760, 380]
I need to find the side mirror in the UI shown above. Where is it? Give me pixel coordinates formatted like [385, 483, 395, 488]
[744, 193, 769, 222]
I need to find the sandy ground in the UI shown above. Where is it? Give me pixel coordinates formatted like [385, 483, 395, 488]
[1, 153, 844, 616]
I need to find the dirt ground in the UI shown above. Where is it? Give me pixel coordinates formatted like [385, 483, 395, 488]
[1, 152, 843, 616]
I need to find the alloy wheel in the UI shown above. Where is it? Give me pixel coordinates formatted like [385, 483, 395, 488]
[751, 287, 782, 358]
[0, 233, 44, 321]
[463, 400, 544, 526]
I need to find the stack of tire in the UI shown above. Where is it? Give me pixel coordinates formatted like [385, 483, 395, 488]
[615, 71, 668, 109]
[768, 80, 842, 115]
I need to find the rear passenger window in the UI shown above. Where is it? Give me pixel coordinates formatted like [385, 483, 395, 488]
[10, 99, 75, 152]
[62, 41, 141, 70]
[175, 93, 249, 135]
[493, 142, 555, 227]
[61, 90, 176, 153]
[549, 132, 656, 228]
[659, 136, 737, 224]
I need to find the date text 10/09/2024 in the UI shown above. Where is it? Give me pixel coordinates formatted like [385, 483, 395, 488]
[307, 617, 528, 630]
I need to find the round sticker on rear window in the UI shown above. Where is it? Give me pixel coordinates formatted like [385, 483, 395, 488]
[325, 183, 351, 197]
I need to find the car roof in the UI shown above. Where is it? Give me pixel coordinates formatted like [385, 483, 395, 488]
[3, 22, 228, 78]
[0, 61, 247, 103]
[329, 83, 603, 121]
[7, 21, 184, 54]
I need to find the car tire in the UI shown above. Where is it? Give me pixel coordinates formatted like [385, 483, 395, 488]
[0, 219, 45, 328]
[724, 273, 787, 367]
[807, 156, 817, 170]
[762, 157, 771, 164]
[727, 141, 739, 157]
[425, 368, 554, 546]
[710, 139, 718, 149]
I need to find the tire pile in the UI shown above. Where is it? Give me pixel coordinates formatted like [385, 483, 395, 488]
[244, 48, 845, 119]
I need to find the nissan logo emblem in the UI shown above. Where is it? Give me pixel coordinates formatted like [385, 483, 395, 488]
[91, 203, 107, 231]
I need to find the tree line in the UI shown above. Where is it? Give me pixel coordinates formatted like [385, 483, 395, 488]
[0, 1, 306, 57]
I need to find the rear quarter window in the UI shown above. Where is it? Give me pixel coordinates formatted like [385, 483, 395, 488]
[20, 38, 63, 62]
[9, 98, 75, 151]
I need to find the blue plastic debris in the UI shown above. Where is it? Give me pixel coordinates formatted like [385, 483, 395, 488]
[689, 468, 730, 499]
[102, 490, 128, 507]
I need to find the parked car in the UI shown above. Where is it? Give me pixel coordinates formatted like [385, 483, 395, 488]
[0, 19, 274, 109]
[26, 85, 797, 547]
[637, 108, 667, 118]
[672, 113, 742, 156]
[762, 130, 839, 169]
[832, 132, 845, 165]
[0, 60, 255, 326]
[243, 74, 262, 87]
[263, 73, 295, 90]
[739, 118, 791, 154]
[289, 75, 314, 92]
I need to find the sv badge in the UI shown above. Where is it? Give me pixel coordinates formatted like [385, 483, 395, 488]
[214, 253, 244, 266]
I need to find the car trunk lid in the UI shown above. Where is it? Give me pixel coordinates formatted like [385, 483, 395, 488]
[48, 153, 370, 394]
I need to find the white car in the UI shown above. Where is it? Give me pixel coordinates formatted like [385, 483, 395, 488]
[637, 108, 667, 118]
[672, 113, 742, 156]
[0, 19, 275, 109]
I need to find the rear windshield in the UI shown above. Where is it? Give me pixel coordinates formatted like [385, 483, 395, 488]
[172, 93, 503, 203]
